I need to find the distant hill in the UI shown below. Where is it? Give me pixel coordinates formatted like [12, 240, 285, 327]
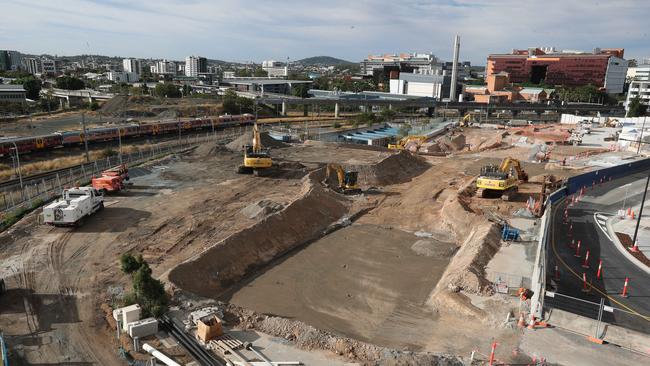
[296, 56, 354, 66]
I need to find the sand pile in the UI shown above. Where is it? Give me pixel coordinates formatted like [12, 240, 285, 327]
[226, 131, 289, 151]
[348, 151, 429, 186]
[465, 132, 506, 151]
[168, 171, 349, 296]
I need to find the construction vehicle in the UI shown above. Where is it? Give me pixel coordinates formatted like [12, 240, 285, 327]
[476, 157, 528, 201]
[324, 163, 362, 194]
[237, 123, 273, 176]
[91, 165, 129, 193]
[459, 114, 476, 127]
[388, 135, 427, 151]
[43, 187, 104, 226]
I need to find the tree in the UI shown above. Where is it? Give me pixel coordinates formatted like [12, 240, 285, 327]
[253, 68, 268, 77]
[627, 97, 648, 117]
[56, 76, 85, 90]
[154, 83, 181, 98]
[292, 84, 308, 98]
[380, 108, 396, 121]
[22, 78, 42, 100]
[120, 253, 145, 274]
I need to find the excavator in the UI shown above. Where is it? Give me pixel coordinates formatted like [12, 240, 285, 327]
[324, 163, 362, 194]
[388, 135, 427, 150]
[237, 123, 274, 176]
[476, 157, 528, 201]
[459, 113, 476, 127]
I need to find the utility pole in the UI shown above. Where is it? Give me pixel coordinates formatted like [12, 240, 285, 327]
[632, 169, 650, 245]
[11, 142, 23, 196]
[81, 112, 90, 163]
[637, 118, 647, 154]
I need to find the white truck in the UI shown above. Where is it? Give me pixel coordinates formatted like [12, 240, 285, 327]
[43, 187, 104, 226]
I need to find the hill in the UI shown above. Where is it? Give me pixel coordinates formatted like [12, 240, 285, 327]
[296, 56, 354, 66]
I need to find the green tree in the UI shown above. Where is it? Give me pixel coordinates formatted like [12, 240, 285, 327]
[154, 83, 181, 98]
[22, 78, 42, 100]
[380, 108, 396, 121]
[292, 84, 309, 98]
[55, 76, 85, 90]
[120, 253, 145, 274]
[627, 97, 648, 117]
[253, 68, 268, 77]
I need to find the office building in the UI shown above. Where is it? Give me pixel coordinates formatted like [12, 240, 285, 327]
[361, 52, 439, 76]
[122, 58, 142, 75]
[262, 60, 288, 77]
[185, 56, 207, 77]
[24, 57, 40, 74]
[41, 58, 60, 75]
[463, 72, 554, 104]
[0, 51, 10, 71]
[107, 71, 139, 83]
[627, 65, 650, 82]
[152, 59, 176, 75]
[625, 80, 650, 112]
[487, 47, 627, 93]
[0, 84, 26, 103]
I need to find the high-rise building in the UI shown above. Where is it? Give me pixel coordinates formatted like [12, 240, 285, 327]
[627, 65, 650, 82]
[122, 58, 142, 74]
[24, 57, 41, 74]
[185, 56, 207, 77]
[152, 59, 176, 74]
[0, 51, 10, 71]
[487, 47, 627, 93]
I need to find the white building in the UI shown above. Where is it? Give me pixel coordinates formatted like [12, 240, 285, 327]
[262, 60, 288, 78]
[361, 52, 439, 76]
[627, 65, 650, 82]
[185, 56, 207, 77]
[24, 57, 40, 74]
[389, 72, 451, 99]
[122, 58, 142, 75]
[152, 59, 176, 75]
[625, 80, 650, 112]
[603, 56, 628, 94]
[41, 58, 59, 74]
[107, 71, 139, 83]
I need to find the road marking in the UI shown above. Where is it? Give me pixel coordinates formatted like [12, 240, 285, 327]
[593, 212, 613, 241]
[552, 199, 650, 322]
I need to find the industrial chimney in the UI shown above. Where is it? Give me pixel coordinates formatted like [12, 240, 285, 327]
[449, 35, 460, 102]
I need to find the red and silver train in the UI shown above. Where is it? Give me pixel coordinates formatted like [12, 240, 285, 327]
[0, 114, 254, 156]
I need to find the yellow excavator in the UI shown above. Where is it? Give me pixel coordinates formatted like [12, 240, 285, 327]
[388, 135, 427, 150]
[459, 113, 475, 127]
[237, 123, 273, 176]
[476, 157, 528, 201]
[324, 163, 361, 194]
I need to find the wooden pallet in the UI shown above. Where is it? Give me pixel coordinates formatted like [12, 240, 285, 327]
[208, 333, 245, 355]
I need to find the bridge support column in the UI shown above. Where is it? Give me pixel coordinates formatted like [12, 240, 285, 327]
[334, 102, 340, 118]
[512, 110, 519, 118]
[281, 101, 287, 116]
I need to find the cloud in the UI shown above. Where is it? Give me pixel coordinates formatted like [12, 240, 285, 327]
[0, 0, 648, 63]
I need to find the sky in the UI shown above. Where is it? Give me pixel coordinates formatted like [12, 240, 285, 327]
[1, 0, 649, 65]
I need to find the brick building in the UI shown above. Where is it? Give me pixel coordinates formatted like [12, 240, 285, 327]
[487, 48, 627, 93]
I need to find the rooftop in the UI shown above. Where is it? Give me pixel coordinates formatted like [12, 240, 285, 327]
[222, 78, 312, 86]
[0, 84, 26, 92]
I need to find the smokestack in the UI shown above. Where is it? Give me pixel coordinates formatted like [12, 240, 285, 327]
[449, 35, 460, 102]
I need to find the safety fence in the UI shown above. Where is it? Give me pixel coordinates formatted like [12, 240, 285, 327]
[531, 156, 650, 335]
[0, 127, 250, 230]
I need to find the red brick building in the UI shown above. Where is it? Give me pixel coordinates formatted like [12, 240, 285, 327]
[486, 48, 627, 93]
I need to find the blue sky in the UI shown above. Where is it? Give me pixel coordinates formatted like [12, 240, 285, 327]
[1, 0, 648, 64]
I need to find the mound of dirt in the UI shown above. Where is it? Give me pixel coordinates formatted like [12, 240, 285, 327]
[347, 151, 430, 187]
[168, 171, 349, 296]
[99, 95, 127, 116]
[241, 200, 284, 219]
[226, 131, 289, 151]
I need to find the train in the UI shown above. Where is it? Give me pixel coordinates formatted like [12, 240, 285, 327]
[0, 114, 255, 156]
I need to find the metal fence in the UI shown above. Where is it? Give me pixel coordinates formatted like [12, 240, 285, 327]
[0, 127, 249, 227]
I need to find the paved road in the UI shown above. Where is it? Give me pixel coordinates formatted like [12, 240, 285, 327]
[546, 170, 650, 334]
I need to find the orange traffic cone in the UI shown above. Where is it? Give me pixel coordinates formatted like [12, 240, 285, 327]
[518, 313, 526, 328]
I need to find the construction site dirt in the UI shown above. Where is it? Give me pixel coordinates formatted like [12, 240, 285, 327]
[0, 125, 623, 365]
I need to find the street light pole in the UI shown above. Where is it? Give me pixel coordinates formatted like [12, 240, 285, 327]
[11, 142, 23, 195]
[632, 169, 650, 245]
[622, 183, 632, 211]
[80, 112, 90, 163]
